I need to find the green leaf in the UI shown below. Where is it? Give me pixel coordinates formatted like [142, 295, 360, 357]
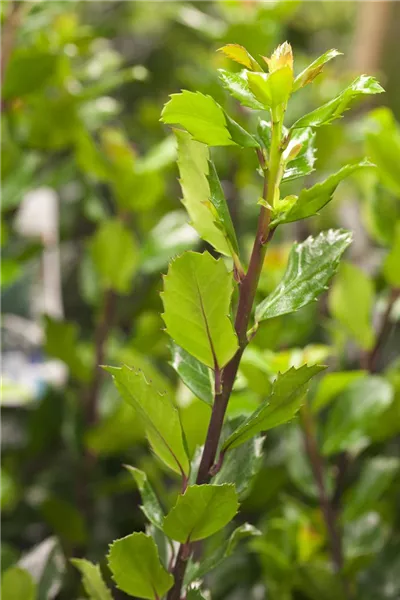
[213, 434, 263, 499]
[175, 130, 231, 256]
[219, 44, 263, 71]
[124, 466, 164, 530]
[90, 220, 138, 293]
[71, 559, 112, 600]
[365, 107, 400, 196]
[292, 75, 384, 129]
[105, 365, 190, 477]
[44, 317, 91, 383]
[272, 161, 372, 226]
[162, 91, 233, 145]
[40, 497, 87, 545]
[255, 229, 352, 322]
[293, 49, 342, 91]
[170, 343, 214, 406]
[328, 261, 375, 350]
[223, 365, 325, 452]
[161, 251, 238, 370]
[322, 376, 393, 455]
[186, 523, 260, 584]
[163, 484, 239, 543]
[218, 69, 264, 110]
[282, 127, 316, 182]
[1, 567, 36, 600]
[343, 456, 400, 521]
[107, 533, 173, 600]
[312, 370, 366, 413]
[207, 160, 240, 256]
[247, 67, 293, 118]
[3, 50, 58, 99]
[383, 222, 400, 287]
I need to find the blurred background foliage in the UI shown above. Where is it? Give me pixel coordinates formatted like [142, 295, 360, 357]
[1, 1, 400, 599]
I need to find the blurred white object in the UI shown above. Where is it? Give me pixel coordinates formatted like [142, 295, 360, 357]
[14, 187, 63, 318]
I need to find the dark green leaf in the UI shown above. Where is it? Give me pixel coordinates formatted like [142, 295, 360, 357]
[71, 559, 112, 600]
[255, 229, 352, 322]
[207, 160, 240, 255]
[44, 317, 91, 382]
[107, 533, 173, 600]
[124, 466, 164, 530]
[170, 343, 214, 406]
[282, 127, 316, 182]
[223, 365, 325, 452]
[163, 484, 239, 543]
[213, 435, 263, 499]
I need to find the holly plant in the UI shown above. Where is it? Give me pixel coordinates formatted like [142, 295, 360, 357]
[71, 42, 383, 600]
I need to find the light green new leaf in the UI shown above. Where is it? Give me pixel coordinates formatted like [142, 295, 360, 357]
[282, 127, 316, 182]
[218, 69, 264, 110]
[124, 466, 164, 530]
[219, 44, 263, 71]
[322, 377, 393, 456]
[383, 222, 400, 286]
[293, 49, 342, 91]
[256, 229, 352, 322]
[161, 90, 257, 147]
[328, 261, 375, 350]
[207, 160, 240, 256]
[107, 533, 173, 600]
[71, 559, 112, 600]
[161, 251, 238, 369]
[223, 365, 325, 452]
[105, 365, 189, 476]
[163, 484, 239, 543]
[175, 129, 230, 256]
[1, 567, 36, 600]
[90, 219, 138, 294]
[272, 161, 373, 226]
[292, 75, 384, 129]
[170, 343, 214, 406]
[247, 67, 293, 112]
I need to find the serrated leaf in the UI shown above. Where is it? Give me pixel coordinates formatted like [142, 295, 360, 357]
[170, 343, 214, 406]
[1, 567, 36, 600]
[247, 66, 293, 113]
[71, 559, 112, 600]
[105, 365, 189, 477]
[292, 75, 384, 129]
[293, 49, 342, 91]
[90, 219, 138, 293]
[282, 127, 316, 182]
[219, 44, 263, 71]
[218, 69, 264, 110]
[328, 261, 375, 350]
[124, 466, 164, 530]
[207, 160, 239, 256]
[222, 365, 325, 452]
[175, 130, 230, 255]
[213, 434, 263, 499]
[272, 161, 372, 226]
[263, 42, 293, 74]
[163, 484, 239, 543]
[107, 533, 173, 600]
[255, 229, 352, 322]
[161, 90, 257, 147]
[161, 251, 238, 370]
[186, 523, 260, 584]
[322, 377, 393, 455]
[383, 221, 400, 286]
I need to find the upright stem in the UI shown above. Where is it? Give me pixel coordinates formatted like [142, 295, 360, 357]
[167, 118, 284, 600]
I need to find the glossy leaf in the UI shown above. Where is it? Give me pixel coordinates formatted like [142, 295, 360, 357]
[282, 127, 316, 182]
[90, 219, 138, 294]
[383, 222, 400, 287]
[175, 129, 230, 256]
[107, 533, 173, 600]
[161, 251, 238, 369]
[247, 67, 293, 112]
[272, 161, 373, 226]
[328, 261, 375, 350]
[71, 559, 112, 600]
[1, 567, 36, 600]
[223, 365, 325, 452]
[263, 42, 293, 74]
[105, 365, 190, 476]
[292, 75, 384, 129]
[207, 160, 240, 256]
[163, 484, 239, 543]
[293, 49, 342, 91]
[124, 466, 164, 530]
[219, 44, 263, 71]
[170, 343, 214, 406]
[255, 229, 352, 322]
[218, 69, 264, 110]
[213, 435, 263, 498]
[343, 456, 400, 521]
[322, 376, 393, 455]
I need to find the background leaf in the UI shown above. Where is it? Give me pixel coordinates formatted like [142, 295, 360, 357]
[71, 559, 112, 600]
[1, 567, 36, 600]
[124, 466, 164, 530]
